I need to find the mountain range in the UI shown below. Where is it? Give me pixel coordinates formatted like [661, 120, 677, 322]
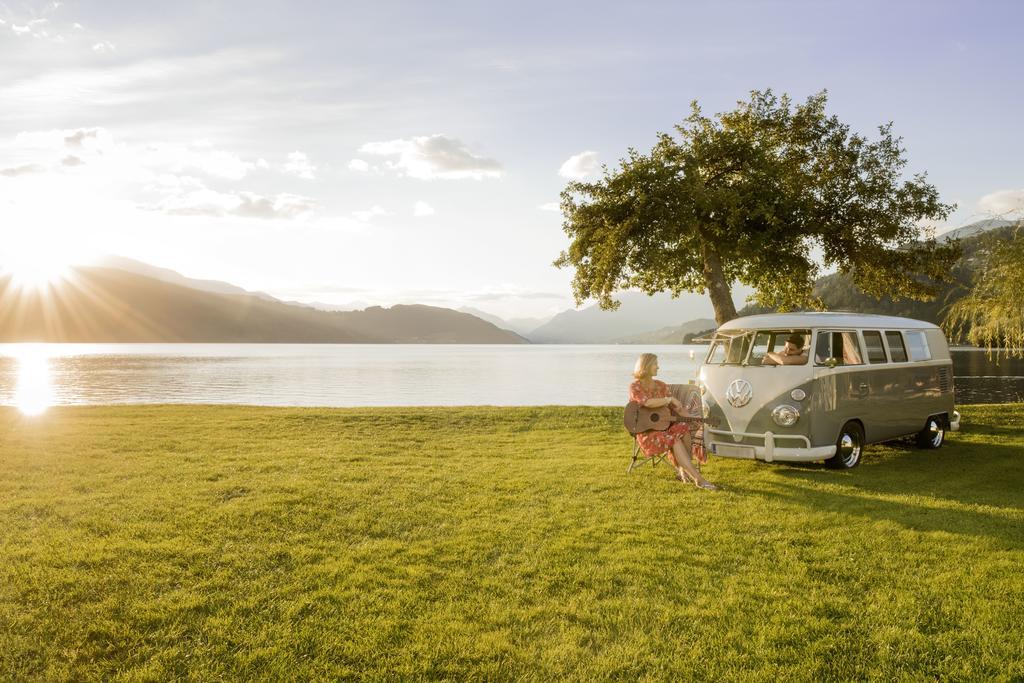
[525, 291, 722, 343]
[611, 318, 718, 344]
[0, 267, 526, 344]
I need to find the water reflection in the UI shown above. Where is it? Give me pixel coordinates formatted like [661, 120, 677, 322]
[12, 345, 54, 415]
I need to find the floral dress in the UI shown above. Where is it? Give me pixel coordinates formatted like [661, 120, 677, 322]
[629, 379, 706, 464]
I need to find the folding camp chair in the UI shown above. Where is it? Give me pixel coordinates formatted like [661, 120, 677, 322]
[627, 434, 668, 472]
[624, 383, 704, 473]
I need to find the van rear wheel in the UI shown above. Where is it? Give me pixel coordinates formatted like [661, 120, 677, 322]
[827, 421, 864, 469]
[916, 416, 945, 449]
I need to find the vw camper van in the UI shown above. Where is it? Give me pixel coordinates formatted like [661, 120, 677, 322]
[699, 313, 960, 469]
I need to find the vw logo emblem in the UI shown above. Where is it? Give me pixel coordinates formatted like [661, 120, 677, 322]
[726, 379, 753, 408]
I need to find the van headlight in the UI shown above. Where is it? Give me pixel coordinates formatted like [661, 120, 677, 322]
[771, 404, 800, 427]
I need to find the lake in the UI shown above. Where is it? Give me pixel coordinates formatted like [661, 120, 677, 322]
[1, 344, 1021, 414]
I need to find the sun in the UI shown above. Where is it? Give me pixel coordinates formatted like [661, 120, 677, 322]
[1, 244, 74, 290]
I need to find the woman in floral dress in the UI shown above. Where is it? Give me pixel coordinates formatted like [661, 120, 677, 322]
[630, 353, 718, 490]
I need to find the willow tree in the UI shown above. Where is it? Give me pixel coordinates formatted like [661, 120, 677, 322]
[944, 228, 1024, 357]
[555, 90, 960, 325]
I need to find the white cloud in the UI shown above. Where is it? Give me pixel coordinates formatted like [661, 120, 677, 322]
[352, 205, 391, 221]
[359, 134, 502, 180]
[146, 143, 256, 180]
[153, 180, 315, 219]
[979, 189, 1024, 216]
[348, 158, 370, 172]
[92, 41, 115, 53]
[0, 164, 46, 177]
[14, 127, 111, 152]
[283, 151, 316, 179]
[558, 150, 599, 180]
[413, 200, 435, 217]
[2, 8, 73, 42]
[234, 192, 316, 219]
[2, 128, 315, 221]
[9, 127, 257, 180]
[538, 202, 560, 212]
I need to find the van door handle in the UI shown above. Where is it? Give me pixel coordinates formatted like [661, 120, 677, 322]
[858, 382, 869, 394]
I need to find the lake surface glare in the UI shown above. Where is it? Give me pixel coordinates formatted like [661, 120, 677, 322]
[0, 344, 1021, 413]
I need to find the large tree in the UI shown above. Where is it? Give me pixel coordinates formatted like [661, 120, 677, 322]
[555, 90, 960, 325]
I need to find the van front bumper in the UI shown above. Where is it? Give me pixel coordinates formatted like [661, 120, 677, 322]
[706, 428, 837, 463]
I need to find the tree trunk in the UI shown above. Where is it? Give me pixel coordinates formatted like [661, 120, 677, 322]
[701, 241, 738, 325]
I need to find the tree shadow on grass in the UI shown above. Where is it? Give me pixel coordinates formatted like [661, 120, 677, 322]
[770, 439, 1024, 514]
[747, 477, 1024, 548]
[723, 438, 1024, 546]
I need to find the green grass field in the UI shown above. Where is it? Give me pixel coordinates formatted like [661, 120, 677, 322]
[1, 404, 1022, 681]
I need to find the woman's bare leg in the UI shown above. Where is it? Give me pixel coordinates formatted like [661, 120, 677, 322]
[665, 450, 681, 470]
[671, 439, 704, 483]
[681, 431, 700, 474]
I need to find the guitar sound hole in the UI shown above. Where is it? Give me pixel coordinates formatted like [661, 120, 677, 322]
[651, 414, 660, 422]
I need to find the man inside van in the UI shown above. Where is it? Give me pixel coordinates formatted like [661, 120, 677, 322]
[764, 333, 808, 366]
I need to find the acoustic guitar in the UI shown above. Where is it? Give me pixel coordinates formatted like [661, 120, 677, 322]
[623, 400, 717, 436]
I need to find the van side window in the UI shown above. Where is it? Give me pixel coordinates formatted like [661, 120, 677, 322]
[904, 330, 931, 361]
[814, 330, 864, 366]
[886, 331, 908, 362]
[751, 330, 810, 366]
[862, 331, 888, 363]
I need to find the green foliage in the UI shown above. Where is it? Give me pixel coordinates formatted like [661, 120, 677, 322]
[944, 227, 1024, 356]
[555, 90, 959, 324]
[2, 405, 1024, 680]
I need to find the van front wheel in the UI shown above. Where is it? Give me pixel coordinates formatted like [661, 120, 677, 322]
[916, 416, 945, 449]
[827, 422, 864, 469]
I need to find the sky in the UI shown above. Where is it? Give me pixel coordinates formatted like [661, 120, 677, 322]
[1, 0, 1023, 320]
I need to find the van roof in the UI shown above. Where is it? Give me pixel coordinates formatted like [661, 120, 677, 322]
[717, 312, 940, 331]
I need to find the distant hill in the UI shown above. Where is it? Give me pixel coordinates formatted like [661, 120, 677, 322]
[298, 300, 371, 312]
[0, 267, 527, 343]
[526, 291, 723, 343]
[94, 255, 279, 301]
[612, 318, 717, 344]
[936, 218, 1015, 242]
[458, 307, 553, 337]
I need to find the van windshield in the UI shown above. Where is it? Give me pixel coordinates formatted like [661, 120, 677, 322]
[705, 330, 810, 366]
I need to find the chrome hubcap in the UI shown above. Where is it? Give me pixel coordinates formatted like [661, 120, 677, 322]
[929, 420, 944, 447]
[838, 433, 861, 466]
